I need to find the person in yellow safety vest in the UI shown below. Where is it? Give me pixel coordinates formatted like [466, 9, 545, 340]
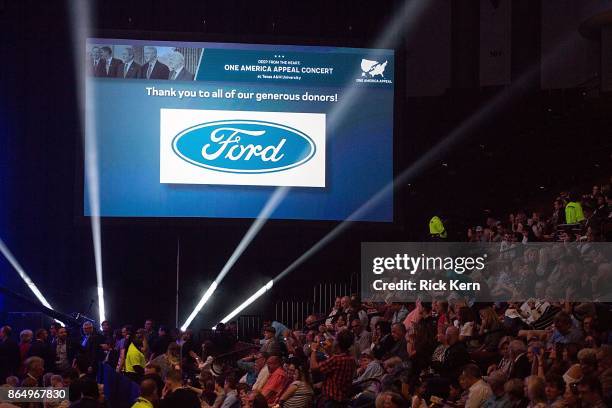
[429, 215, 447, 239]
[565, 194, 585, 224]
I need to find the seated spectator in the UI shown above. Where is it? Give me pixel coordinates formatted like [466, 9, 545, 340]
[504, 378, 528, 408]
[260, 327, 280, 355]
[22, 356, 44, 386]
[457, 306, 476, 342]
[372, 320, 394, 360]
[595, 346, 612, 403]
[482, 370, 510, 408]
[525, 376, 546, 408]
[432, 326, 470, 380]
[277, 362, 313, 408]
[460, 364, 492, 408]
[507, 340, 530, 379]
[577, 376, 607, 408]
[131, 377, 159, 408]
[310, 329, 356, 407]
[70, 377, 101, 408]
[220, 374, 240, 408]
[385, 323, 408, 360]
[325, 297, 342, 326]
[260, 355, 287, 404]
[544, 374, 566, 408]
[550, 312, 584, 346]
[375, 391, 407, 408]
[160, 369, 200, 408]
[237, 351, 268, 388]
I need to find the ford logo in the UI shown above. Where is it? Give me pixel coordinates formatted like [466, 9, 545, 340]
[172, 120, 316, 173]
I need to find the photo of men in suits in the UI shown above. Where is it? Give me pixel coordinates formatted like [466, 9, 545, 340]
[120, 46, 141, 78]
[139, 46, 170, 80]
[100, 46, 123, 78]
[167, 51, 194, 81]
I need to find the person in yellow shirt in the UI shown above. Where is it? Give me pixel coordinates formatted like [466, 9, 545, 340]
[565, 194, 585, 224]
[429, 215, 447, 239]
[131, 377, 159, 408]
[125, 330, 147, 382]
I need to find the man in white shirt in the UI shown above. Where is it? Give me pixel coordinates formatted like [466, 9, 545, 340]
[461, 363, 492, 408]
[167, 51, 194, 81]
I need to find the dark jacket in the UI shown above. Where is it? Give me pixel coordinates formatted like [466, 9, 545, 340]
[139, 60, 170, 80]
[28, 338, 56, 373]
[119, 60, 141, 78]
[0, 336, 21, 381]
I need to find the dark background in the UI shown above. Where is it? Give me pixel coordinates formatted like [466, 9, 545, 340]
[0, 0, 610, 330]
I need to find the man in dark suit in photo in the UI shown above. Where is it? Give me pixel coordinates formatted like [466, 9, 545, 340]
[168, 51, 194, 81]
[119, 46, 141, 78]
[100, 46, 123, 78]
[139, 46, 170, 80]
[89, 46, 105, 77]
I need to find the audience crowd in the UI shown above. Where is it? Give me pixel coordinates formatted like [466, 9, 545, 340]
[0, 181, 610, 408]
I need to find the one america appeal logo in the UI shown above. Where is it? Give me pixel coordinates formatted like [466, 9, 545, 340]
[356, 58, 392, 84]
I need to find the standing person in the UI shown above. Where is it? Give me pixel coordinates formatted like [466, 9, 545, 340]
[151, 343, 181, 380]
[120, 46, 141, 79]
[19, 329, 33, 361]
[28, 329, 56, 373]
[53, 326, 77, 373]
[151, 326, 171, 360]
[310, 329, 357, 407]
[139, 46, 170, 80]
[99, 46, 123, 78]
[89, 46, 104, 77]
[167, 51, 194, 80]
[80, 321, 103, 375]
[0, 326, 21, 383]
[125, 329, 147, 383]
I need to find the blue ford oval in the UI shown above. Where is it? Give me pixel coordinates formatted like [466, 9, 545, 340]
[172, 120, 316, 173]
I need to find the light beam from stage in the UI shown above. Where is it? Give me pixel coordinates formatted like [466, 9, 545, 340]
[181, 0, 430, 329]
[0, 238, 64, 326]
[69, 1, 106, 324]
[180, 188, 287, 331]
[213, 35, 580, 324]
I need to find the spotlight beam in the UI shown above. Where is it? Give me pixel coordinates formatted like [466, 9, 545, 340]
[180, 0, 430, 328]
[214, 35, 579, 322]
[180, 187, 288, 331]
[69, 2, 105, 324]
[0, 237, 64, 326]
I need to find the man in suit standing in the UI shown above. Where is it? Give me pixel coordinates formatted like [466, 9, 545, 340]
[79, 321, 104, 375]
[139, 46, 170, 80]
[89, 46, 105, 77]
[100, 46, 123, 78]
[168, 51, 194, 81]
[0, 326, 21, 384]
[27, 328, 56, 373]
[120, 46, 141, 78]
